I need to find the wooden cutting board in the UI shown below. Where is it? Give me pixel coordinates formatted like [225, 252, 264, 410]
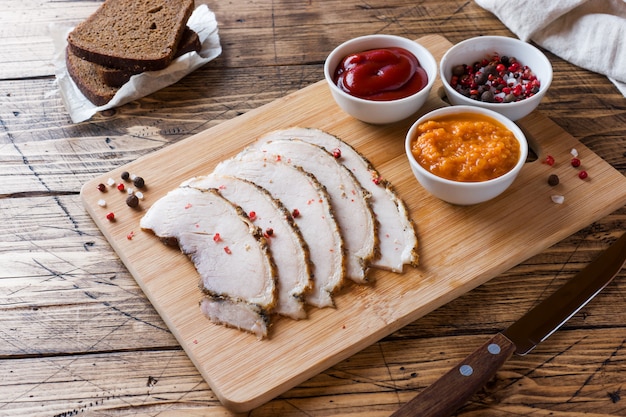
[81, 35, 626, 412]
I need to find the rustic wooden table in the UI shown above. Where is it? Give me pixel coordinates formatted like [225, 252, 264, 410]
[2, 1, 625, 416]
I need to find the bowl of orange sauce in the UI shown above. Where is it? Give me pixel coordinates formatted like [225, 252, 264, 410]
[405, 105, 528, 205]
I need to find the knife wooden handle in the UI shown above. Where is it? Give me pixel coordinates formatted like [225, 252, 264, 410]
[391, 333, 516, 417]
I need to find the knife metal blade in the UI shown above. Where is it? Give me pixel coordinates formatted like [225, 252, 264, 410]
[391, 232, 626, 417]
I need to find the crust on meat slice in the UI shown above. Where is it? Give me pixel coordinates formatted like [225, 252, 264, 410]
[251, 138, 378, 284]
[259, 127, 419, 272]
[214, 149, 346, 308]
[139, 187, 277, 338]
[183, 174, 313, 320]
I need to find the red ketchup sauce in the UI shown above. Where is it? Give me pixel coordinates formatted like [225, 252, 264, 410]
[333, 47, 428, 101]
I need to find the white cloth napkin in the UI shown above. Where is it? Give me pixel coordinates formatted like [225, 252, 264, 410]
[51, 4, 222, 123]
[476, 0, 626, 96]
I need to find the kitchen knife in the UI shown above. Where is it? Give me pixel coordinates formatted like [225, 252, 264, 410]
[391, 232, 626, 417]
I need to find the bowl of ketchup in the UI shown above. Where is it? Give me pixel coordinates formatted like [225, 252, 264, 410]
[324, 34, 437, 124]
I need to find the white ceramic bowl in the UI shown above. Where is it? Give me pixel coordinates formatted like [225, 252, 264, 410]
[440, 36, 552, 121]
[405, 105, 528, 205]
[324, 34, 438, 124]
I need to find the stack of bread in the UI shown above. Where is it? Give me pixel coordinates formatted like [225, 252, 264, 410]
[66, 0, 200, 106]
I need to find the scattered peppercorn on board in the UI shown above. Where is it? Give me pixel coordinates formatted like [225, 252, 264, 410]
[81, 35, 626, 412]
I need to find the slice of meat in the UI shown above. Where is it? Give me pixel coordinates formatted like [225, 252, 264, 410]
[259, 127, 419, 272]
[139, 186, 276, 338]
[183, 173, 313, 320]
[250, 138, 378, 284]
[200, 298, 269, 338]
[213, 149, 345, 308]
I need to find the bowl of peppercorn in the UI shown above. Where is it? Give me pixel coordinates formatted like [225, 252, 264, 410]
[440, 36, 552, 121]
[324, 34, 438, 124]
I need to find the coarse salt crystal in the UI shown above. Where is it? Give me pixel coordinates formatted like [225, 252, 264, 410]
[97, 199, 107, 207]
[551, 195, 565, 204]
[570, 148, 578, 158]
[127, 187, 134, 194]
[135, 191, 144, 200]
[107, 178, 116, 186]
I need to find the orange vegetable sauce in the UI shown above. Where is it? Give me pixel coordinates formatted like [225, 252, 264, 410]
[410, 113, 520, 182]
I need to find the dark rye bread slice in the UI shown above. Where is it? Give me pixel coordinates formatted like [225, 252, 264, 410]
[66, 28, 201, 106]
[99, 27, 201, 88]
[67, 0, 194, 72]
[66, 48, 118, 106]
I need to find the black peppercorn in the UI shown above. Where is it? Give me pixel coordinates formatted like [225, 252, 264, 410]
[503, 93, 516, 103]
[121, 171, 130, 181]
[475, 72, 488, 85]
[133, 176, 145, 188]
[548, 174, 559, 186]
[452, 65, 465, 77]
[126, 194, 139, 208]
[480, 90, 495, 102]
[484, 63, 498, 76]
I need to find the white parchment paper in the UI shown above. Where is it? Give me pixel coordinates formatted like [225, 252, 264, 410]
[51, 4, 222, 123]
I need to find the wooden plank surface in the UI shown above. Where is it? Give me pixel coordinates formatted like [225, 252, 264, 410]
[2, 1, 626, 416]
[80, 35, 626, 412]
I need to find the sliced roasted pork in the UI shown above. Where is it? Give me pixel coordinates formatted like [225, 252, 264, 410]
[183, 173, 313, 320]
[140, 186, 277, 338]
[200, 298, 271, 338]
[250, 138, 378, 284]
[214, 149, 345, 308]
[258, 127, 419, 272]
